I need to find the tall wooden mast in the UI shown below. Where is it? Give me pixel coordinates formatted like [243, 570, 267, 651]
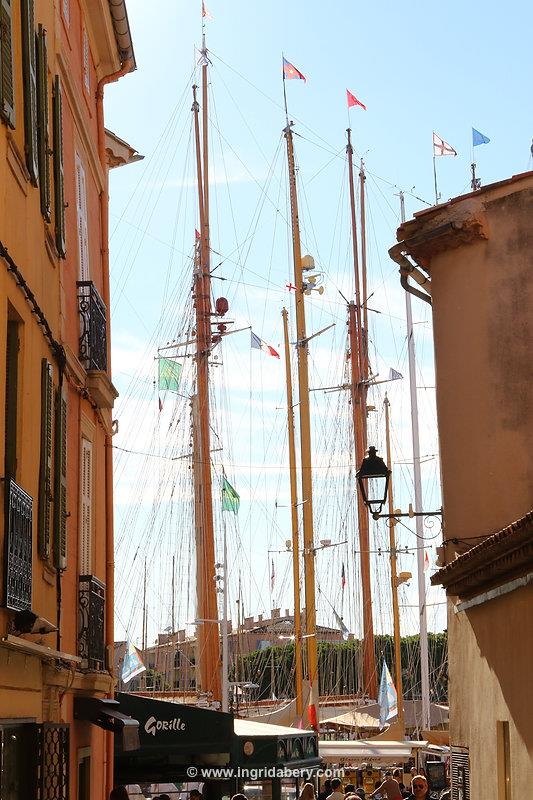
[384, 394, 405, 732]
[191, 48, 221, 701]
[346, 130, 376, 698]
[282, 307, 303, 719]
[284, 123, 319, 721]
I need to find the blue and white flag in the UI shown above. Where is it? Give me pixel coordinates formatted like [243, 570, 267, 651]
[122, 641, 146, 684]
[333, 610, 350, 642]
[472, 128, 490, 147]
[378, 660, 398, 727]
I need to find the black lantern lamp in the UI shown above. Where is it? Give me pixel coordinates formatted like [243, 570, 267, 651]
[356, 446, 391, 516]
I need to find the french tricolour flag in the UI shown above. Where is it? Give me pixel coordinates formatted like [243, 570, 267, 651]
[251, 331, 280, 359]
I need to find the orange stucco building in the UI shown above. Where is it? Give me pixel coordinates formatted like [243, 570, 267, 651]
[393, 172, 533, 799]
[0, 1, 135, 797]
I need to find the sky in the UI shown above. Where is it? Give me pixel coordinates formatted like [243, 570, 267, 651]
[104, 0, 533, 655]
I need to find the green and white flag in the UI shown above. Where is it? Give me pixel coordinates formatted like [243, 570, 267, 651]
[222, 477, 240, 514]
[158, 357, 182, 391]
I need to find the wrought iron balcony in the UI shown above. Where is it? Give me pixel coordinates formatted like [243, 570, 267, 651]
[78, 575, 105, 671]
[77, 281, 108, 372]
[4, 478, 33, 611]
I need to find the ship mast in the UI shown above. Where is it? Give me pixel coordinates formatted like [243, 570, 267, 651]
[191, 38, 221, 702]
[284, 123, 319, 723]
[399, 191, 431, 731]
[346, 129, 376, 698]
[282, 307, 303, 720]
[384, 394, 405, 733]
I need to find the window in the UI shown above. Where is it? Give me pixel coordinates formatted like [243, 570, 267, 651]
[79, 437, 92, 575]
[0, 725, 35, 796]
[20, 0, 38, 183]
[0, 0, 15, 127]
[75, 153, 89, 280]
[82, 27, 90, 94]
[497, 721, 511, 800]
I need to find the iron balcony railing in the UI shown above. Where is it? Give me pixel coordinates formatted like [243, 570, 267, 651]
[77, 281, 108, 372]
[78, 574, 105, 671]
[4, 478, 33, 611]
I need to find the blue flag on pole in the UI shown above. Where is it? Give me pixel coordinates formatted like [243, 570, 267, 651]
[122, 640, 146, 684]
[472, 128, 490, 147]
[378, 661, 398, 727]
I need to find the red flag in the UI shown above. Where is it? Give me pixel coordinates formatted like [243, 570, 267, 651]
[347, 89, 366, 110]
[308, 703, 318, 731]
[341, 562, 346, 591]
[283, 58, 306, 82]
[195, 228, 201, 240]
[271, 559, 275, 591]
[158, 396, 163, 413]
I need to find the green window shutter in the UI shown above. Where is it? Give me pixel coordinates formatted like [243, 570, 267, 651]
[0, 0, 15, 127]
[36, 25, 50, 220]
[53, 385, 67, 570]
[38, 358, 53, 560]
[20, 0, 38, 183]
[52, 75, 66, 257]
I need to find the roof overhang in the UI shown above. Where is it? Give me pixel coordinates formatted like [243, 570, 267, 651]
[319, 739, 428, 765]
[431, 510, 533, 597]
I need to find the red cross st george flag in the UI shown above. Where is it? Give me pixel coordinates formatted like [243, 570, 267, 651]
[433, 131, 457, 157]
[347, 89, 366, 110]
[283, 57, 306, 82]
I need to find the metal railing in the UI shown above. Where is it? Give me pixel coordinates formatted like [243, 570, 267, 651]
[77, 281, 108, 371]
[4, 478, 33, 610]
[78, 574, 105, 670]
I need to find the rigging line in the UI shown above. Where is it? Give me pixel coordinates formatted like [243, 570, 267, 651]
[110, 68, 196, 240]
[209, 49, 433, 209]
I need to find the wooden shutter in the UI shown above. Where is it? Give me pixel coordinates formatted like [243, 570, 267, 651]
[36, 25, 51, 221]
[52, 75, 66, 257]
[79, 438, 92, 575]
[4, 319, 19, 478]
[38, 359, 53, 560]
[20, 0, 38, 183]
[0, 0, 15, 127]
[53, 385, 67, 570]
[75, 153, 89, 280]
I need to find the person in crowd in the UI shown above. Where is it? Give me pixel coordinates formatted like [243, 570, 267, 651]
[231, 794, 248, 800]
[392, 769, 408, 798]
[344, 786, 355, 795]
[327, 778, 345, 800]
[354, 789, 366, 800]
[109, 788, 129, 800]
[368, 771, 402, 800]
[299, 784, 316, 800]
[404, 776, 429, 799]
[319, 780, 332, 800]
[190, 790, 203, 800]
[157, 795, 171, 800]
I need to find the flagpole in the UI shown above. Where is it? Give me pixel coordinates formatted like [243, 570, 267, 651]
[433, 154, 439, 205]
[400, 191, 431, 733]
[282, 56, 289, 124]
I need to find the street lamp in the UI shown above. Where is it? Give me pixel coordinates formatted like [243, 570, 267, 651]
[356, 446, 391, 515]
[357, 445, 443, 521]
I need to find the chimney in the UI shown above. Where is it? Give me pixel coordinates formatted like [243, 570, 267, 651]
[244, 616, 254, 630]
[258, 614, 263, 623]
[271, 608, 280, 619]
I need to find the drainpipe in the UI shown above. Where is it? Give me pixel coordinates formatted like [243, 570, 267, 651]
[388, 241, 432, 306]
[96, 57, 132, 798]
